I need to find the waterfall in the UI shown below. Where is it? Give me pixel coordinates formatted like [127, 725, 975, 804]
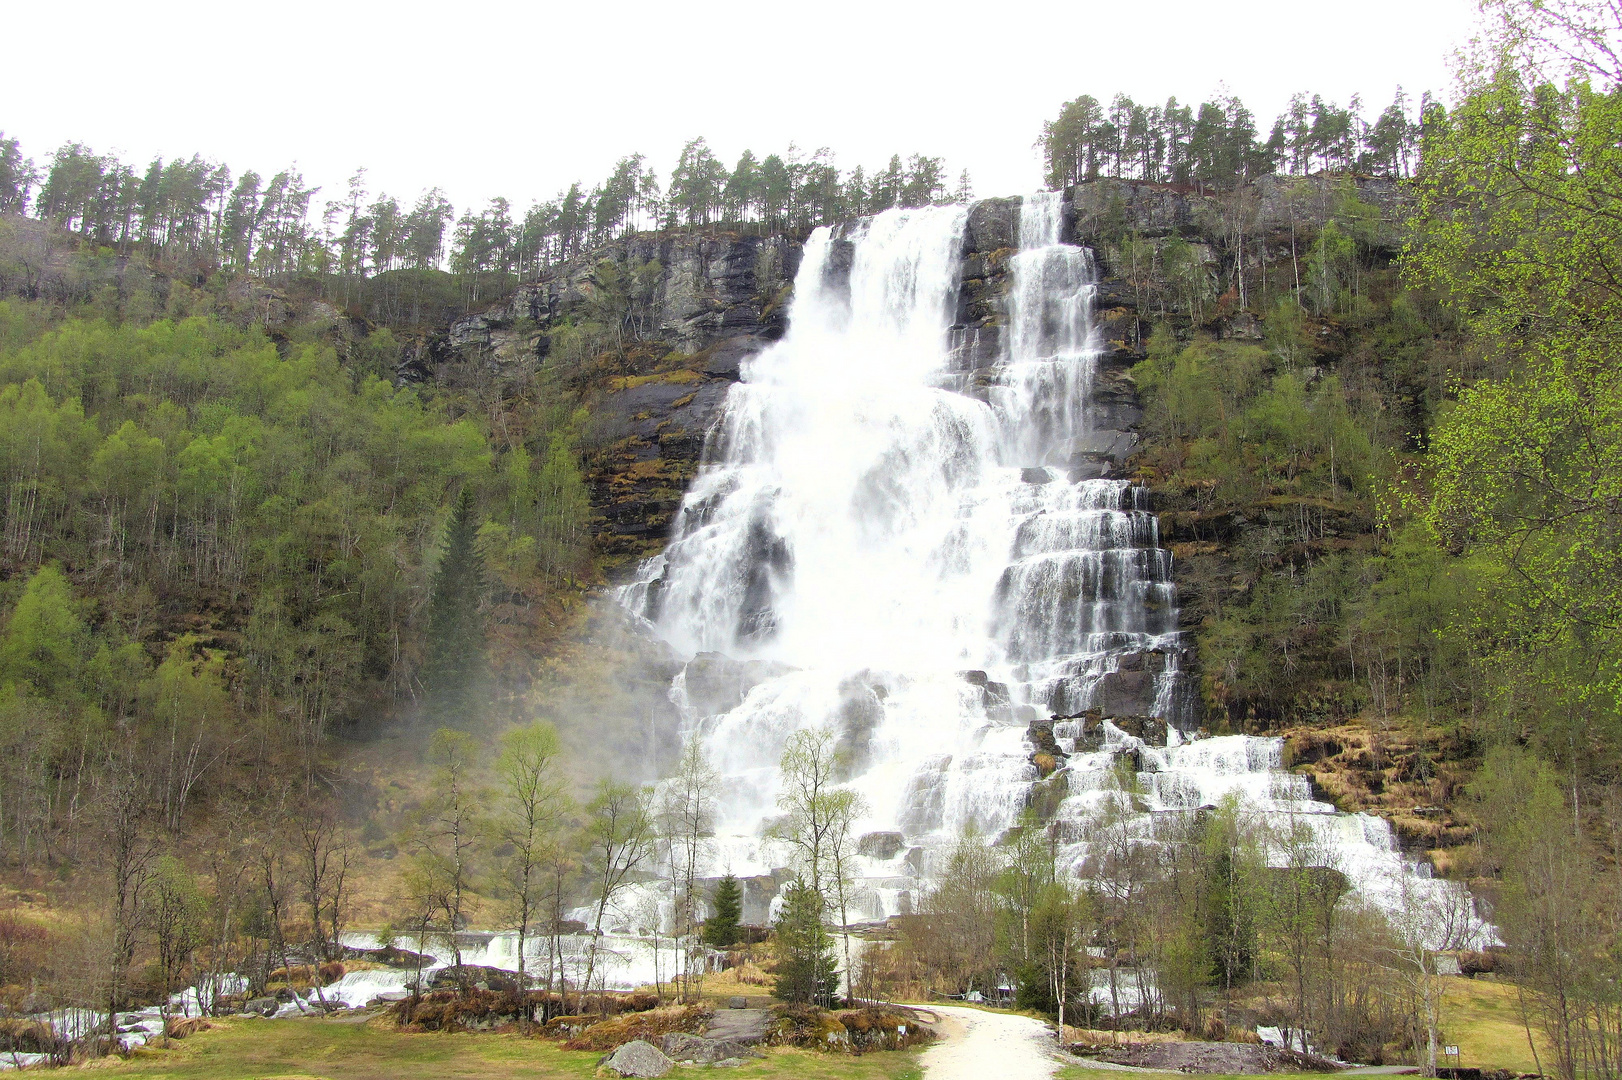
[618, 194, 1489, 949]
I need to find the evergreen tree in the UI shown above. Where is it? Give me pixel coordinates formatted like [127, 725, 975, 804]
[420, 488, 486, 719]
[704, 873, 742, 947]
[772, 879, 838, 1006]
[0, 133, 34, 215]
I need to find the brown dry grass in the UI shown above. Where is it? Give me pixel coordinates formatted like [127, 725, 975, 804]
[556, 1003, 710, 1051]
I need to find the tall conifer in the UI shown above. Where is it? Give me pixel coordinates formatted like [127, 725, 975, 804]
[421, 488, 486, 719]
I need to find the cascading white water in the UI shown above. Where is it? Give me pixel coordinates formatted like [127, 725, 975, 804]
[619, 194, 1190, 918]
[618, 193, 1488, 950]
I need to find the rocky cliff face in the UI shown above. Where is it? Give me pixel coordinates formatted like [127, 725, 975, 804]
[438, 232, 802, 566]
[438, 176, 1408, 714]
[1062, 175, 1407, 671]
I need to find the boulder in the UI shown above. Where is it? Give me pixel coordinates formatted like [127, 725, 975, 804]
[660, 1033, 764, 1063]
[601, 1039, 673, 1078]
[1111, 714, 1169, 746]
[242, 996, 279, 1017]
[428, 964, 522, 992]
[728, 996, 748, 1010]
[1026, 720, 1065, 758]
[681, 653, 795, 718]
[857, 831, 905, 860]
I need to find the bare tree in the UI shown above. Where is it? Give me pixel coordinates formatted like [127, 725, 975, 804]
[910, 825, 1004, 997]
[1375, 876, 1479, 1076]
[657, 733, 718, 1001]
[581, 779, 653, 1012]
[294, 807, 348, 960]
[404, 728, 485, 994]
[99, 760, 157, 1052]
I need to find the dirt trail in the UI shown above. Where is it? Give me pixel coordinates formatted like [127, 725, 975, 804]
[919, 1005, 1065, 1080]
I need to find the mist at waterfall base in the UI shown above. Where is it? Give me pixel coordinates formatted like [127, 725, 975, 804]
[609, 193, 1492, 963]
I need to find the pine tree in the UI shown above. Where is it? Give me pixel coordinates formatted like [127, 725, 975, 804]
[704, 873, 743, 947]
[772, 879, 839, 1006]
[420, 488, 486, 720]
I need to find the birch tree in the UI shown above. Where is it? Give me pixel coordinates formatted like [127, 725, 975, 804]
[580, 779, 653, 1011]
[493, 721, 568, 1010]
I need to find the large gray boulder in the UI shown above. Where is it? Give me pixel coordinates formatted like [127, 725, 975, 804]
[601, 1039, 673, 1078]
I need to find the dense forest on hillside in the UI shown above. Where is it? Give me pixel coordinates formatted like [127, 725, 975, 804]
[0, 0, 1618, 1074]
[0, 133, 969, 297]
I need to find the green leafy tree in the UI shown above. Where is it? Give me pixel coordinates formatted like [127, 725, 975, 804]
[1407, 11, 1622, 772]
[0, 564, 85, 696]
[146, 854, 206, 1031]
[492, 721, 569, 1004]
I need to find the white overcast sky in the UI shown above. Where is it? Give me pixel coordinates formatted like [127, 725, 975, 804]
[4, 0, 1480, 216]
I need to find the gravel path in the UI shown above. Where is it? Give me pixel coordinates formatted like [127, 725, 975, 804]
[919, 1005, 1065, 1080]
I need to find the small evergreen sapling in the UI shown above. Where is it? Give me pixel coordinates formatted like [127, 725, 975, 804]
[704, 873, 742, 947]
[771, 879, 839, 1007]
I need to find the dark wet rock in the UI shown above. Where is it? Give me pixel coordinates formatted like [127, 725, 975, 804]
[1086, 1038, 1340, 1073]
[1090, 667, 1157, 719]
[1026, 720, 1065, 759]
[1112, 714, 1169, 746]
[703, 335, 768, 380]
[1053, 708, 1107, 751]
[680, 652, 795, 717]
[834, 671, 890, 775]
[965, 197, 1020, 253]
[857, 831, 905, 860]
[341, 944, 431, 969]
[429, 964, 522, 992]
[737, 873, 791, 927]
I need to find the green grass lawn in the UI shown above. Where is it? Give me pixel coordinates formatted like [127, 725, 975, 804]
[90, 1016, 925, 1080]
[1439, 976, 1550, 1074]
